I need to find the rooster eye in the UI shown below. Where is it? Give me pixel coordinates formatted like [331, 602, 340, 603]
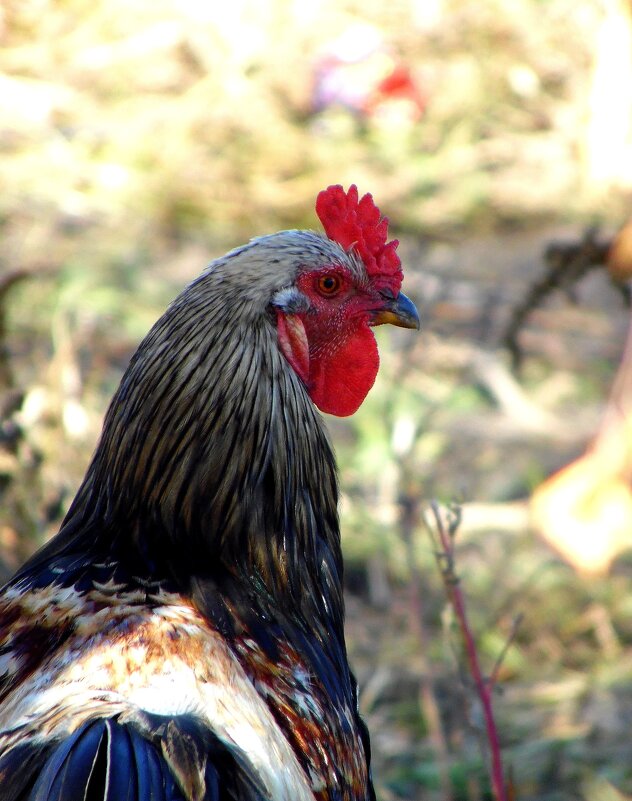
[316, 274, 342, 296]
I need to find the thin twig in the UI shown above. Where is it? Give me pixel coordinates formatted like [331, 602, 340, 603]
[399, 490, 454, 799]
[424, 501, 509, 801]
[381, 345, 457, 797]
[489, 613, 523, 690]
[502, 227, 614, 370]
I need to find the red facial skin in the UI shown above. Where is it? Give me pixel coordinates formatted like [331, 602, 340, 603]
[276, 267, 384, 417]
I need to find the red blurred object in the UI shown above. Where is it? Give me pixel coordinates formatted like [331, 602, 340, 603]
[312, 25, 426, 123]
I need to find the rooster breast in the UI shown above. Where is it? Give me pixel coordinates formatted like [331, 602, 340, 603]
[0, 580, 321, 801]
[0, 555, 371, 801]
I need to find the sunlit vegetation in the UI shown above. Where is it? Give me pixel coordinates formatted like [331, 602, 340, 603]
[1, 1, 632, 798]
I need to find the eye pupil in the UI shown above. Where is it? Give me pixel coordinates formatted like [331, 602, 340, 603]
[318, 275, 340, 295]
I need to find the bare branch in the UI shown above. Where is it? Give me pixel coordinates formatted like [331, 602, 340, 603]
[423, 501, 509, 801]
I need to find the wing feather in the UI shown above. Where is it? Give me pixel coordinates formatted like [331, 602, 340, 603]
[128, 726, 169, 801]
[29, 722, 104, 801]
[101, 720, 138, 801]
[1, 716, 272, 801]
[0, 740, 51, 801]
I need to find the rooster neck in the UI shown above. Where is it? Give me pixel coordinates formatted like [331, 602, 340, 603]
[44, 270, 344, 644]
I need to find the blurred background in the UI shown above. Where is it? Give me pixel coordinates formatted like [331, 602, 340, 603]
[1, 0, 632, 798]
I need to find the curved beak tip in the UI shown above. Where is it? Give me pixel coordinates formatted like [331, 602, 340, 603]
[372, 291, 421, 330]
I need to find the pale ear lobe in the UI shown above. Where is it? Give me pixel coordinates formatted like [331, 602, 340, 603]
[276, 311, 310, 385]
[271, 286, 310, 315]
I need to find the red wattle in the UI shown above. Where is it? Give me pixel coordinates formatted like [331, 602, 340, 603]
[307, 324, 379, 417]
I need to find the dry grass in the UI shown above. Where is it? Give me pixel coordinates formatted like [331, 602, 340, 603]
[1, 1, 632, 798]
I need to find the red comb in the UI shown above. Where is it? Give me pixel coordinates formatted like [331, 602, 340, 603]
[315, 184, 402, 292]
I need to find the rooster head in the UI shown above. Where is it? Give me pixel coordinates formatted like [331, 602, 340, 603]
[18, 184, 419, 592]
[274, 184, 419, 417]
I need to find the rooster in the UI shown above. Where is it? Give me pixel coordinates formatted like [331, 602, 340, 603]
[0, 185, 419, 801]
